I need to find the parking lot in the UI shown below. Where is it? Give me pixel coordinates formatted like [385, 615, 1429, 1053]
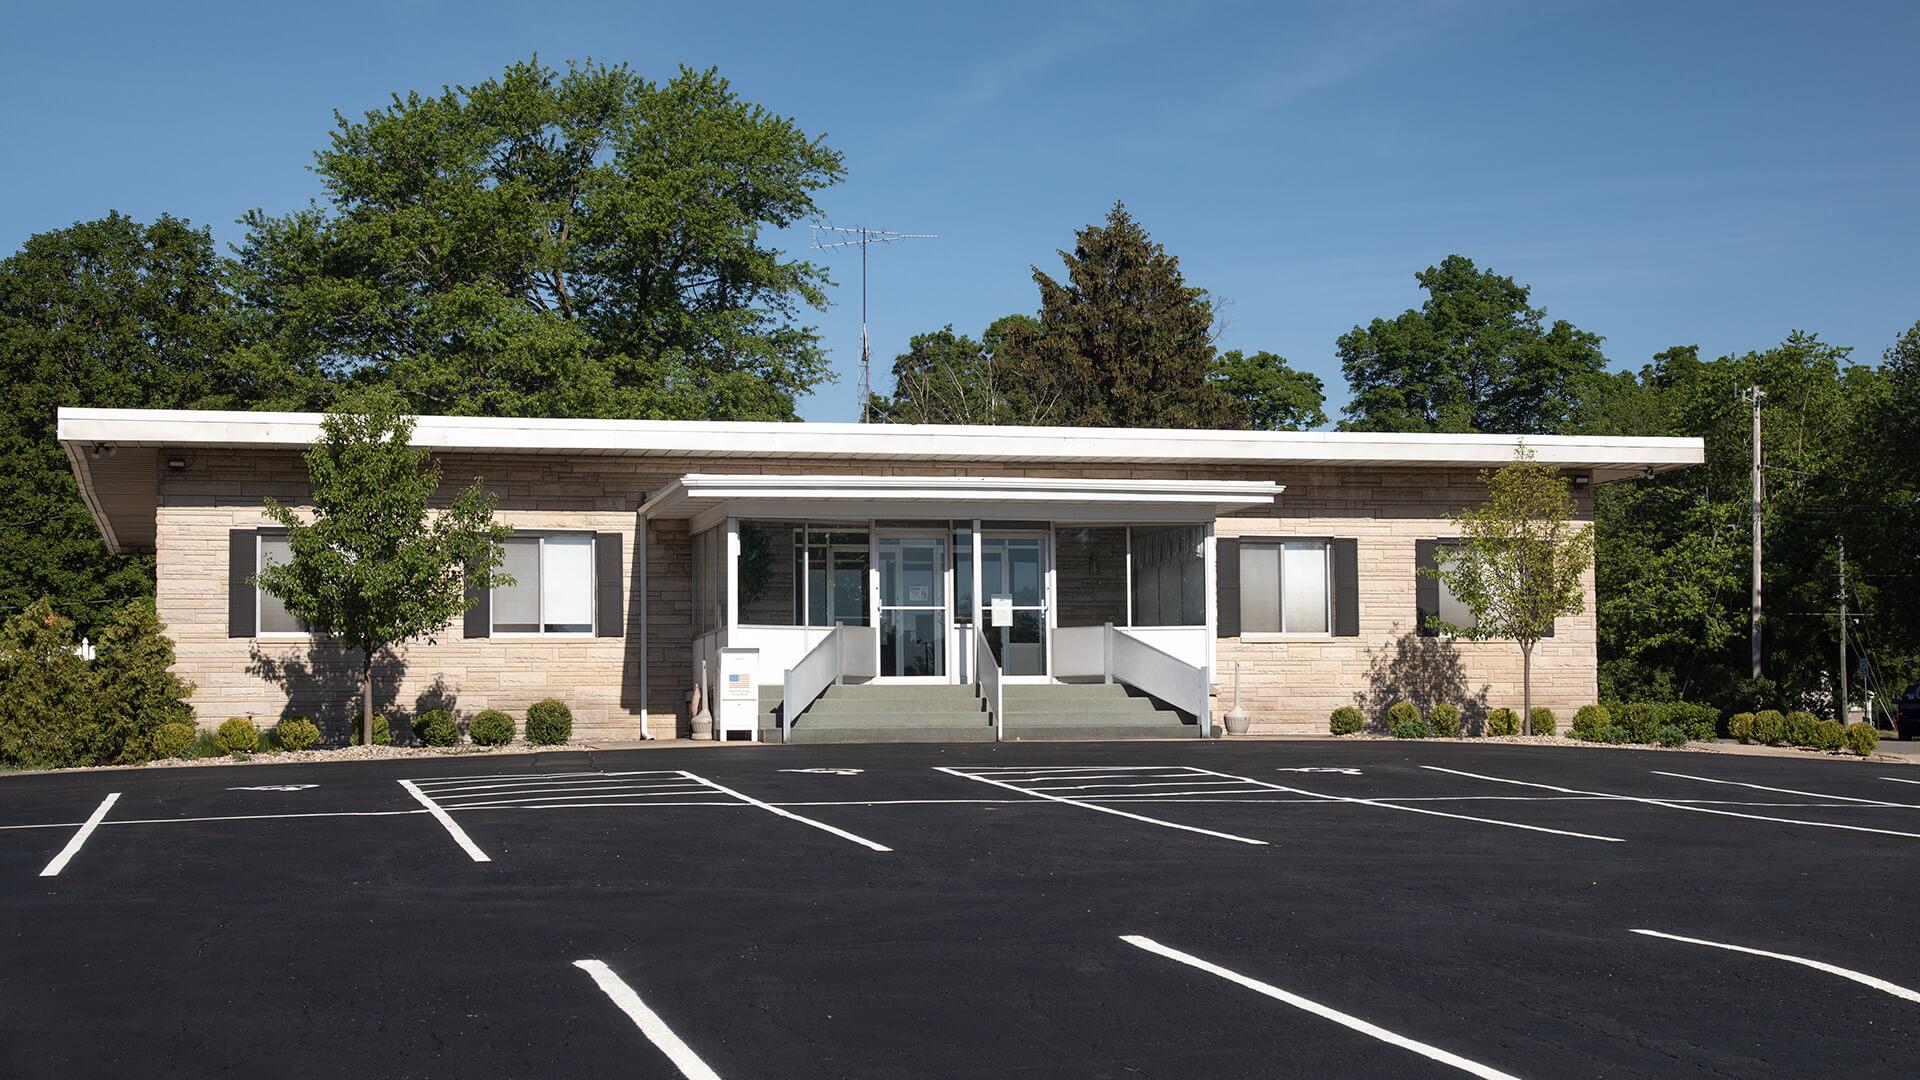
[5, 740, 1919, 1078]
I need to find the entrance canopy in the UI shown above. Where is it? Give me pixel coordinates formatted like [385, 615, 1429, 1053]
[638, 474, 1285, 531]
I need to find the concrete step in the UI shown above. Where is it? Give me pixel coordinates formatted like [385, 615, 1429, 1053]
[775, 725, 997, 744]
[820, 683, 983, 701]
[999, 710, 1189, 727]
[796, 697, 986, 717]
[1002, 724, 1196, 741]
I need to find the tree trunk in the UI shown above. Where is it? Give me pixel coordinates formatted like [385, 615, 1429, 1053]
[360, 651, 374, 747]
[1521, 640, 1534, 737]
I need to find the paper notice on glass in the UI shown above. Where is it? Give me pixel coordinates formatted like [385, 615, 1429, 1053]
[990, 596, 1013, 627]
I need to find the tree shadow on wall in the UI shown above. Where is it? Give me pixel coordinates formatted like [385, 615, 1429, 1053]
[247, 643, 403, 746]
[413, 675, 459, 739]
[1358, 633, 1492, 735]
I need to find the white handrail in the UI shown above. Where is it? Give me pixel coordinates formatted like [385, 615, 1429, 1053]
[1107, 625, 1212, 737]
[780, 623, 878, 742]
[975, 625, 1003, 740]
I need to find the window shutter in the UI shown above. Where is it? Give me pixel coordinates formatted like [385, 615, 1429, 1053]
[1215, 538, 1239, 638]
[595, 532, 624, 638]
[463, 561, 490, 639]
[1331, 538, 1359, 637]
[228, 529, 256, 638]
[1414, 539, 1438, 637]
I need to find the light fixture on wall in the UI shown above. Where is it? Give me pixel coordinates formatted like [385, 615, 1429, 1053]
[1570, 474, 1590, 489]
[166, 457, 188, 472]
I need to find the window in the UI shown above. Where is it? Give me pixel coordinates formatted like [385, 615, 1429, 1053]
[1129, 524, 1206, 626]
[1433, 543, 1478, 631]
[256, 533, 305, 634]
[1239, 540, 1330, 634]
[493, 534, 596, 634]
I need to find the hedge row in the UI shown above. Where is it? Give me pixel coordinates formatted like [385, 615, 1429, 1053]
[146, 699, 577, 760]
[1568, 702, 1719, 746]
[1729, 709, 1877, 756]
[1329, 702, 1558, 738]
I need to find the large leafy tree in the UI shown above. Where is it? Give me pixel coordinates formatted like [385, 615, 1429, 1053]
[0, 213, 257, 635]
[1023, 203, 1242, 429]
[1339, 255, 1605, 433]
[233, 59, 844, 421]
[1208, 349, 1326, 430]
[871, 315, 1057, 425]
[255, 392, 511, 744]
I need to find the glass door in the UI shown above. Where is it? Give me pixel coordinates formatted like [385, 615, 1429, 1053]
[979, 533, 1048, 677]
[876, 532, 948, 680]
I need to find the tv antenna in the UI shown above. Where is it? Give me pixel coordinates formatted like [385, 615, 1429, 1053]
[811, 222, 937, 422]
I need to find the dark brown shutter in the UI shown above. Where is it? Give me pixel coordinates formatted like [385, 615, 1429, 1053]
[228, 529, 256, 638]
[463, 560, 490, 639]
[1414, 540, 1439, 637]
[1215, 538, 1239, 638]
[595, 532, 624, 637]
[1332, 538, 1359, 637]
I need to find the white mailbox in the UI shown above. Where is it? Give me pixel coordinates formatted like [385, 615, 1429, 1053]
[715, 647, 761, 742]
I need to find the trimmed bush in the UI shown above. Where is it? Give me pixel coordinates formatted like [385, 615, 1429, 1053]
[1728, 712, 1756, 744]
[471, 709, 515, 746]
[275, 716, 320, 752]
[1620, 702, 1660, 744]
[181, 730, 223, 759]
[1429, 703, 1462, 738]
[1389, 714, 1430, 739]
[1670, 702, 1721, 741]
[1812, 719, 1847, 753]
[1486, 708, 1520, 737]
[151, 721, 196, 758]
[1752, 710, 1787, 746]
[354, 714, 392, 746]
[1387, 700, 1421, 729]
[1655, 723, 1688, 748]
[1572, 704, 1610, 742]
[1529, 707, 1557, 737]
[215, 717, 258, 753]
[1600, 723, 1631, 745]
[526, 699, 573, 746]
[413, 708, 460, 747]
[1784, 710, 1821, 748]
[1329, 706, 1364, 736]
[1845, 721, 1879, 758]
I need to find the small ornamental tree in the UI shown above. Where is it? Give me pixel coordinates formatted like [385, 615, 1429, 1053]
[1426, 446, 1595, 735]
[255, 392, 511, 745]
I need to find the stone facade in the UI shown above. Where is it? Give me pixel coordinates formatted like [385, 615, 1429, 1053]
[154, 448, 1596, 742]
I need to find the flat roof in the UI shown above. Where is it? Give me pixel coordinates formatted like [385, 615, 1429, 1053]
[58, 407, 1704, 553]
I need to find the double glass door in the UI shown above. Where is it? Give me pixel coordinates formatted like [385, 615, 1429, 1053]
[877, 533, 947, 679]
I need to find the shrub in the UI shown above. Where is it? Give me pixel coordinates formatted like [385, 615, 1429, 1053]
[1572, 704, 1610, 742]
[215, 717, 259, 753]
[90, 599, 197, 765]
[1600, 723, 1630, 745]
[354, 714, 392, 746]
[1728, 712, 1756, 744]
[1329, 706, 1364, 736]
[181, 729, 224, 759]
[1389, 714, 1430, 739]
[0, 600, 101, 770]
[1655, 723, 1688, 748]
[1812, 719, 1847, 753]
[1670, 702, 1721, 741]
[1845, 721, 1879, 758]
[275, 716, 321, 752]
[526, 699, 573, 745]
[1529, 707, 1557, 737]
[1620, 702, 1661, 744]
[1429, 703, 1462, 738]
[413, 708, 460, 747]
[471, 709, 515, 746]
[1387, 700, 1420, 728]
[1486, 708, 1520, 737]
[1784, 710, 1821, 748]
[151, 721, 197, 758]
[1752, 710, 1787, 746]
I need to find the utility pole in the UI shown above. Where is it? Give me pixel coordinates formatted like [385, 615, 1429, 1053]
[1837, 536, 1848, 722]
[810, 223, 937, 423]
[1742, 385, 1766, 681]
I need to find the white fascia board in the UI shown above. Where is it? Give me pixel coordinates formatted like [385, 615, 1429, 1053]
[641, 474, 1284, 523]
[56, 407, 1706, 473]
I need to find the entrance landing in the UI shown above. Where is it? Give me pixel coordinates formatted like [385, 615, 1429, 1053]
[758, 683, 1197, 744]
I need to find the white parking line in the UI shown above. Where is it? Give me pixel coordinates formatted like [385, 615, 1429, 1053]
[1651, 771, 1911, 807]
[397, 779, 491, 862]
[573, 959, 724, 1080]
[1183, 768, 1626, 843]
[1424, 766, 1920, 840]
[1630, 929, 1920, 1004]
[39, 793, 120, 877]
[1882, 776, 1920, 787]
[937, 767, 1269, 845]
[1121, 935, 1525, 1080]
[678, 771, 892, 852]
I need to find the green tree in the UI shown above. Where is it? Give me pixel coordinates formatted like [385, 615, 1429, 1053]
[232, 58, 844, 421]
[0, 213, 256, 634]
[1023, 203, 1242, 429]
[1339, 255, 1606, 434]
[0, 600, 98, 769]
[872, 315, 1057, 425]
[255, 392, 511, 744]
[1427, 447, 1595, 734]
[88, 598, 196, 764]
[1208, 350, 1327, 430]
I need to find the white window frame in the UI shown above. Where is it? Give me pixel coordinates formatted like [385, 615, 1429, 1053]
[1239, 537, 1333, 639]
[255, 531, 311, 638]
[491, 532, 598, 639]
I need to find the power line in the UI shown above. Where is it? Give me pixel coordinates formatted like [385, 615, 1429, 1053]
[810, 222, 937, 423]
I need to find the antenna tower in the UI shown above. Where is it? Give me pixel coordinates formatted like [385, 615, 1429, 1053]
[811, 223, 937, 422]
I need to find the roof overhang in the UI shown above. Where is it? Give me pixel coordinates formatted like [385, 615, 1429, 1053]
[640, 474, 1286, 532]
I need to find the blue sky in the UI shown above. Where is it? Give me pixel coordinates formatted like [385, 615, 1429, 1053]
[4, 1, 1915, 423]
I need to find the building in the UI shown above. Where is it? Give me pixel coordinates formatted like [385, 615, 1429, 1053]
[58, 407, 1702, 742]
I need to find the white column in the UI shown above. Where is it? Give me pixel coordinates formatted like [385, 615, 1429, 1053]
[970, 518, 983, 684]
[725, 517, 740, 637]
[637, 514, 649, 735]
[1202, 521, 1218, 737]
